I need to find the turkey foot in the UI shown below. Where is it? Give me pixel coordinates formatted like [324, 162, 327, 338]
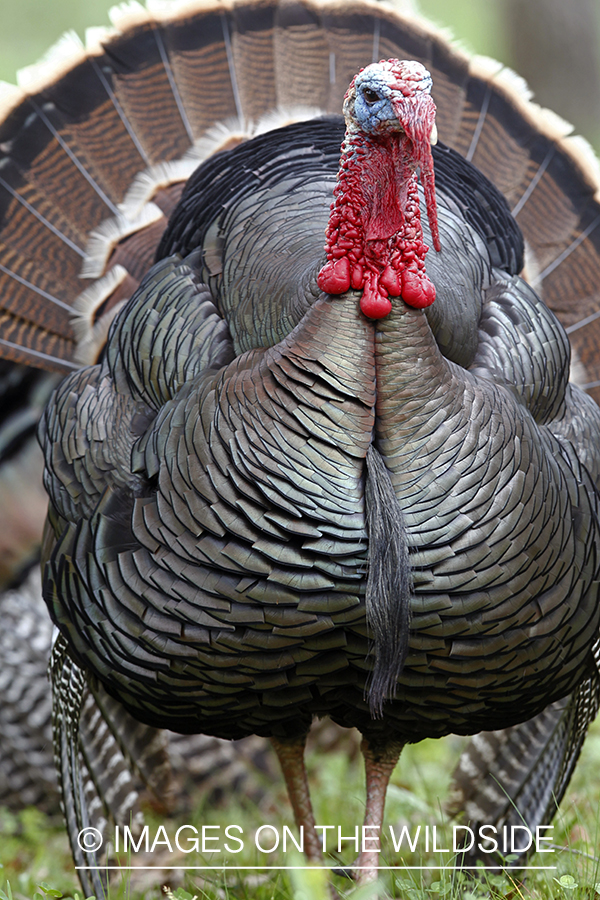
[270, 733, 323, 863]
[270, 734, 343, 898]
[354, 737, 404, 885]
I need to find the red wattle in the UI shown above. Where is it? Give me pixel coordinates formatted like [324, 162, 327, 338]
[401, 268, 436, 308]
[379, 264, 401, 295]
[320, 65, 441, 318]
[317, 257, 351, 294]
[350, 264, 364, 289]
[360, 281, 393, 318]
[360, 293, 392, 319]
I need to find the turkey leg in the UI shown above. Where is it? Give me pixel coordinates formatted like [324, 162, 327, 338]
[269, 733, 323, 863]
[355, 737, 404, 885]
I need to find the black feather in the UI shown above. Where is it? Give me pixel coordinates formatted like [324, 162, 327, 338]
[364, 445, 412, 718]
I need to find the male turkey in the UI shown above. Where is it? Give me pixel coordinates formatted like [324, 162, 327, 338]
[1, 0, 600, 891]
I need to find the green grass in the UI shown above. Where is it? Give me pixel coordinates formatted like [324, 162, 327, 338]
[2, 719, 600, 900]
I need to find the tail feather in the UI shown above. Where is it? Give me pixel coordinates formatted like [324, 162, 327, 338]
[450, 60, 600, 399]
[162, 8, 244, 134]
[0, 242, 75, 328]
[50, 632, 109, 900]
[0, 156, 86, 261]
[7, 95, 118, 234]
[230, 2, 279, 120]
[104, 23, 194, 162]
[273, 0, 330, 110]
[83, 681, 175, 814]
[304, 5, 379, 113]
[0, 315, 77, 371]
[28, 54, 141, 213]
[40, 53, 148, 204]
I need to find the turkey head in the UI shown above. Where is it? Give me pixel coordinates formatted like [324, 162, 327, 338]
[318, 58, 440, 318]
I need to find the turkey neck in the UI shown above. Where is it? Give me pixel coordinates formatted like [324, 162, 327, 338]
[319, 130, 437, 318]
[340, 132, 410, 241]
[373, 301, 462, 471]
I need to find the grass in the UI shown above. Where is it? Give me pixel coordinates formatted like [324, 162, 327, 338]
[2, 718, 600, 900]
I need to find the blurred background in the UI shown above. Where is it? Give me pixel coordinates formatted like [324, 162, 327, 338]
[0, 0, 599, 149]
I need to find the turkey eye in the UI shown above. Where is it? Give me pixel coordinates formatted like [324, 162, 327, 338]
[363, 88, 380, 104]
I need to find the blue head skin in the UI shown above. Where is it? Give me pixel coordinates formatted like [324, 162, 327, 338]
[343, 60, 436, 141]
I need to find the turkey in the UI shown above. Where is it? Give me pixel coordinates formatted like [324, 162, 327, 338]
[1, 0, 600, 892]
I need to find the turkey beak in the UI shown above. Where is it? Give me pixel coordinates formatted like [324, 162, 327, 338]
[391, 91, 441, 253]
